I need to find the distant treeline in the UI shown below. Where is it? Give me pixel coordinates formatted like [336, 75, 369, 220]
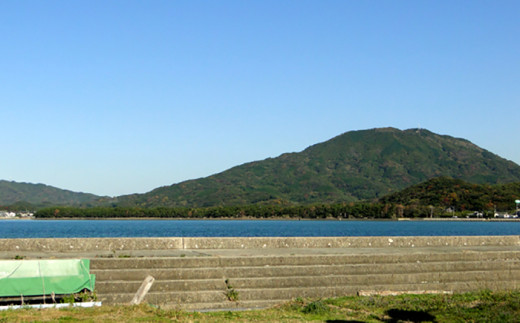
[34, 203, 485, 220]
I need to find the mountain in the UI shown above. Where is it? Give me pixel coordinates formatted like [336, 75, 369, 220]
[0, 180, 100, 207]
[113, 127, 520, 208]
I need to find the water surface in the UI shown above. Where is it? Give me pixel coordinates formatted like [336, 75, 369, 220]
[1, 219, 519, 238]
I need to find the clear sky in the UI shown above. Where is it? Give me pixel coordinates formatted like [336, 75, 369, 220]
[1, 1, 519, 197]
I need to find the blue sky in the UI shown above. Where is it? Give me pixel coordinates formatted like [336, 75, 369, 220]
[1, 1, 519, 197]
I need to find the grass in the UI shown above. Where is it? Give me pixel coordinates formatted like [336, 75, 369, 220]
[224, 279, 239, 302]
[0, 290, 519, 322]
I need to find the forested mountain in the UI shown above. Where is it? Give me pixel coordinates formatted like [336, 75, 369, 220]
[4, 128, 520, 209]
[112, 128, 520, 208]
[0, 180, 100, 208]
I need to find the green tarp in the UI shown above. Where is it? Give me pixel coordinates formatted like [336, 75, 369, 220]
[0, 259, 95, 297]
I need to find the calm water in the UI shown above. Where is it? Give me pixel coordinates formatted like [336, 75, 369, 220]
[1, 219, 519, 238]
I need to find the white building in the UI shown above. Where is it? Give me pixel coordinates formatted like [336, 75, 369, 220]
[0, 211, 16, 218]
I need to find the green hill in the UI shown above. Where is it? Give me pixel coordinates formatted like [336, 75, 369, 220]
[379, 177, 520, 212]
[0, 180, 100, 208]
[113, 128, 520, 208]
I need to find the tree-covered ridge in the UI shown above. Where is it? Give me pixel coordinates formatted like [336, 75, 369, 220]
[379, 177, 520, 212]
[0, 180, 100, 207]
[113, 128, 520, 208]
[35, 177, 520, 219]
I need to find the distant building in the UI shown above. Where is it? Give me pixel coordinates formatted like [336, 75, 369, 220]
[494, 212, 515, 219]
[0, 211, 16, 218]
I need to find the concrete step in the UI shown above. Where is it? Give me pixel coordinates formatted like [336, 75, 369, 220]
[90, 250, 520, 310]
[97, 280, 520, 309]
[227, 270, 520, 289]
[99, 290, 228, 305]
[180, 299, 284, 311]
[90, 251, 520, 270]
[91, 259, 519, 281]
[96, 278, 226, 293]
[99, 292, 283, 311]
[94, 269, 520, 294]
[235, 281, 520, 302]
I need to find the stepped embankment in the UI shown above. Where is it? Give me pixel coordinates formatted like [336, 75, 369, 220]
[1, 236, 519, 310]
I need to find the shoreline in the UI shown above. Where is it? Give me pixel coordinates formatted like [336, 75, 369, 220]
[1, 216, 519, 222]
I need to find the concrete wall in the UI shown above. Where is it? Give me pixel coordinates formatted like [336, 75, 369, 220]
[0, 236, 518, 252]
[1, 236, 519, 310]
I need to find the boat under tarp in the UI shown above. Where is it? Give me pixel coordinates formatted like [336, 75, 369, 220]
[0, 259, 95, 298]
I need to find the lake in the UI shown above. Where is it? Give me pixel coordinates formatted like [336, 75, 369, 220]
[1, 219, 519, 238]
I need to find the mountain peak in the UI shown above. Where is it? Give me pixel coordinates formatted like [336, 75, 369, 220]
[114, 128, 520, 208]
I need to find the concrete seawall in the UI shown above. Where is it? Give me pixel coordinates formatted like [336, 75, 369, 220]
[1, 236, 519, 310]
[1, 235, 519, 253]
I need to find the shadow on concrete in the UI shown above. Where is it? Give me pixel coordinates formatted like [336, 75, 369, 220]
[385, 309, 436, 322]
